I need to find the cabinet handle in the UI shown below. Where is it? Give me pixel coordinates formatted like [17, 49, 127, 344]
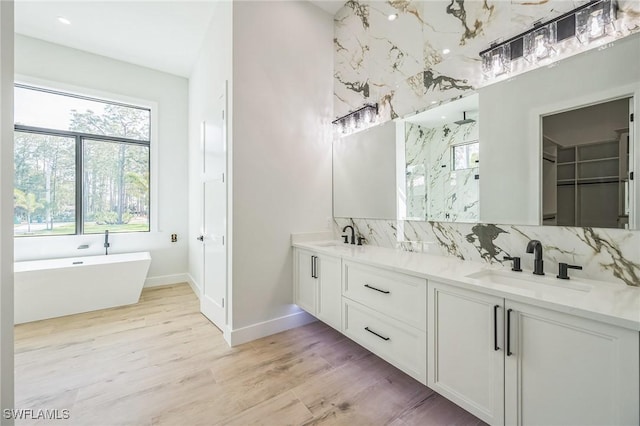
[494, 305, 500, 351]
[364, 327, 390, 341]
[311, 256, 318, 279]
[364, 284, 390, 294]
[313, 256, 318, 278]
[506, 308, 513, 356]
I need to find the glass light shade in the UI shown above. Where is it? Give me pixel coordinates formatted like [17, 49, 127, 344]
[482, 44, 510, 78]
[347, 113, 357, 131]
[362, 106, 374, 123]
[524, 23, 556, 62]
[576, 0, 615, 43]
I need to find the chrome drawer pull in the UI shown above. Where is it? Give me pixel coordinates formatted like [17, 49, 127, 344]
[364, 284, 390, 294]
[364, 327, 390, 341]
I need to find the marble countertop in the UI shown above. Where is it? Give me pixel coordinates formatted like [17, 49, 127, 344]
[293, 239, 640, 331]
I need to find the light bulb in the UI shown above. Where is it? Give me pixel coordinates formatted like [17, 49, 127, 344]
[535, 34, 547, 58]
[589, 10, 604, 38]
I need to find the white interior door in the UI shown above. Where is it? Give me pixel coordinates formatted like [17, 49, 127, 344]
[200, 84, 227, 331]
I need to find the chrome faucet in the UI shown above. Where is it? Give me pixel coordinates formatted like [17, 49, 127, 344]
[104, 230, 110, 255]
[526, 239, 544, 275]
[342, 225, 356, 245]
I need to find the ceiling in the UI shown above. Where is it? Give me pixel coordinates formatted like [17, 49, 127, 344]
[14, 1, 219, 78]
[405, 94, 479, 128]
[14, 1, 345, 78]
[543, 98, 630, 147]
[309, 1, 344, 15]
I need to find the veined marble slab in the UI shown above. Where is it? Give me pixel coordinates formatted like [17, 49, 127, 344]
[334, 218, 640, 287]
[334, 0, 640, 121]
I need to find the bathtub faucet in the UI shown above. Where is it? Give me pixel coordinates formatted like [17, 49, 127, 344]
[104, 230, 110, 255]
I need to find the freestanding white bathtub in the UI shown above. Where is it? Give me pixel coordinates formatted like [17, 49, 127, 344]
[14, 252, 151, 324]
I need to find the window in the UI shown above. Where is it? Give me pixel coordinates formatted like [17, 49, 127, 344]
[452, 141, 479, 171]
[14, 85, 151, 236]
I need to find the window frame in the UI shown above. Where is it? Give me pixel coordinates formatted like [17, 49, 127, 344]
[451, 140, 480, 171]
[13, 82, 154, 237]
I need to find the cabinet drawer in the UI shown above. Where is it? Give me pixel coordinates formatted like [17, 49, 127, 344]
[343, 261, 426, 330]
[343, 298, 426, 384]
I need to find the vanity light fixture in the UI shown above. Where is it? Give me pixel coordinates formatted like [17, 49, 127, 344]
[576, 0, 616, 43]
[332, 103, 378, 134]
[480, 0, 616, 79]
[481, 43, 510, 79]
[523, 22, 557, 62]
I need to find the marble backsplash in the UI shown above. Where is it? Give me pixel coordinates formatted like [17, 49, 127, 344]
[334, 217, 640, 287]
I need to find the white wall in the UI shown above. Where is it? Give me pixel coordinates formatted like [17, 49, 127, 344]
[13, 35, 189, 284]
[188, 1, 232, 296]
[479, 33, 640, 226]
[231, 1, 333, 331]
[0, 1, 14, 419]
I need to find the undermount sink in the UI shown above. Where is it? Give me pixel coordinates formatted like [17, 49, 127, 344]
[466, 269, 592, 294]
[311, 240, 342, 247]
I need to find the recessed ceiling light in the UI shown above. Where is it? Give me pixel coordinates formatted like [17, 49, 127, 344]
[442, 48, 451, 55]
[57, 16, 71, 25]
[431, 101, 437, 104]
[388, 14, 398, 21]
[441, 116, 447, 119]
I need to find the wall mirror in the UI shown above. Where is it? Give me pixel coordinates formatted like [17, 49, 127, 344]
[332, 120, 397, 219]
[332, 32, 639, 229]
[402, 94, 479, 222]
[542, 97, 632, 229]
[332, 95, 479, 222]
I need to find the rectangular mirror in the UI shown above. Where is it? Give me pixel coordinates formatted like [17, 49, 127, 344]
[332, 33, 639, 229]
[402, 94, 479, 222]
[332, 120, 397, 219]
[333, 95, 479, 223]
[542, 97, 632, 229]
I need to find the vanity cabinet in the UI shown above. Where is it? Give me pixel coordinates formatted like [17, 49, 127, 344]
[342, 261, 427, 384]
[504, 300, 639, 426]
[293, 248, 341, 330]
[428, 280, 639, 426]
[427, 281, 505, 425]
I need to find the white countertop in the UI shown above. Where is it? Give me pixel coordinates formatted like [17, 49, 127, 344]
[293, 240, 640, 331]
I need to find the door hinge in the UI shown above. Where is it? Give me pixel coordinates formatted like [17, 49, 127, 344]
[222, 235, 225, 245]
[221, 172, 225, 183]
[631, 171, 634, 181]
[222, 110, 225, 120]
[631, 113, 634, 122]
[221, 298, 224, 308]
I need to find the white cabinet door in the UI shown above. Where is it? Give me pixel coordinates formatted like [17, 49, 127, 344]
[505, 300, 639, 426]
[428, 281, 505, 425]
[316, 254, 341, 331]
[294, 249, 316, 315]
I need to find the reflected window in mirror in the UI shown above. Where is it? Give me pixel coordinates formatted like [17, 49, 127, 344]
[452, 142, 479, 171]
[542, 97, 633, 229]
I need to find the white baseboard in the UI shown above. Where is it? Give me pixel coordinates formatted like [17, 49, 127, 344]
[144, 273, 190, 288]
[227, 310, 317, 347]
[185, 273, 202, 298]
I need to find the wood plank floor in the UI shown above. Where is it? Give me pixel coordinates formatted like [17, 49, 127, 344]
[14, 283, 485, 426]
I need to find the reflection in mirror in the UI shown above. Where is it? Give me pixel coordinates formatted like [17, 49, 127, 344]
[542, 97, 632, 229]
[402, 94, 479, 222]
[332, 120, 397, 219]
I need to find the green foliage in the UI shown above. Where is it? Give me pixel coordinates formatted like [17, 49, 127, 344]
[14, 102, 150, 237]
[95, 211, 132, 225]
